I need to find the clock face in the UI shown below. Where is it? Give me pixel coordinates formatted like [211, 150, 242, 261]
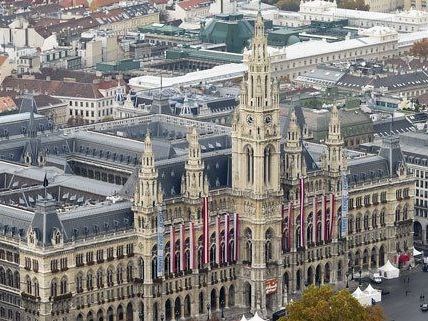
[264, 115, 272, 125]
[247, 115, 254, 125]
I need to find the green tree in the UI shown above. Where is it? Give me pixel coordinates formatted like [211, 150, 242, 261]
[337, 0, 370, 11]
[281, 286, 386, 321]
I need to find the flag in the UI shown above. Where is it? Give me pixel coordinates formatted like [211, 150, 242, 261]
[322, 195, 326, 242]
[312, 195, 317, 243]
[202, 197, 209, 265]
[299, 176, 305, 248]
[170, 225, 175, 273]
[215, 216, 220, 265]
[180, 224, 185, 271]
[224, 214, 229, 263]
[330, 193, 335, 239]
[189, 221, 195, 270]
[288, 201, 293, 250]
[233, 213, 239, 261]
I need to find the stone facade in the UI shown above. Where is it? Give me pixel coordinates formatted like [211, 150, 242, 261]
[0, 11, 415, 321]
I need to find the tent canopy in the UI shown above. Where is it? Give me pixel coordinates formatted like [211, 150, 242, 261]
[363, 284, 382, 303]
[378, 260, 400, 279]
[352, 287, 372, 306]
[413, 247, 423, 256]
[248, 312, 265, 321]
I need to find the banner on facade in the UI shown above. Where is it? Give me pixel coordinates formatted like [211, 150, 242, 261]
[341, 173, 349, 237]
[157, 205, 164, 277]
[265, 279, 278, 295]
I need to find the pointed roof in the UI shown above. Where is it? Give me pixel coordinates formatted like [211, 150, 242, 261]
[379, 260, 399, 272]
[30, 199, 65, 246]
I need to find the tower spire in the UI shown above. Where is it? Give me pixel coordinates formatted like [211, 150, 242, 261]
[183, 127, 206, 199]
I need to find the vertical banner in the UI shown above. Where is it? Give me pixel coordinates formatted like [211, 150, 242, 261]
[321, 195, 326, 242]
[341, 173, 349, 237]
[156, 205, 164, 277]
[224, 214, 229, 263]
[215, 216, 220, 265]
[203, 197, 209, 265]
[170, 225, 175, 273]
[189, 221, 195, 270]
[330, 193, 335, 239]
[312, 195, 317, 243]
[299, 177, 305, 248]
[233, 213, 239, 261]
[288, 202, 293, 250]
[180, 224, 185, 271]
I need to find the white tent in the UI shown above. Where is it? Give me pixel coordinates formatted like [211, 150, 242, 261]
[363, 284, 382, 303]
[248, 312, 266, 321]
[240, 316, 248, 321]
[378, 260, 400, 279]
[413, 247, 423, 256]
[352, 287, 371, 306]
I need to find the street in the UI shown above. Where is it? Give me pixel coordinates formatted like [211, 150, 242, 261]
[373, 264, 428, 321]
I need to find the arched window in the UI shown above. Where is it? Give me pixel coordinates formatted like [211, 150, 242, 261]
[245, 146, 254, 184]
[380, 209, 385, 226]
[264, 146, 274, 185]
[96, 269, 103, 288]
[26, 276, 32, 294]
[265, 229, 273, 262]
[245, 228, 253, 264]
[50, 279, 58, 297]
[86, 271, 93, 290]
[33, 278, 39, 297]
[60, 276, 67, 294]
[395, 206, 401, 222]
[76, 273, 83, 292]
[403, 204, 408, 220]
[126, 262, 133, 282]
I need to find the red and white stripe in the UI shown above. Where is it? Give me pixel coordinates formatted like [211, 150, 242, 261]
[299, 176, 305, 248]
[170, 225, 175, 273]
[202, 197, 209, 265]
[224, 214, 229, 263]
[233, 213, 239, 261]
[322, 195, 327, 241]
[312, 195, 317, 243]
[180, 224, 185, 271]
[330, 193, 335, 239]
[215, 216, 220, 265]
[288, 201, 293, 250]
[189, 221, 195, 270]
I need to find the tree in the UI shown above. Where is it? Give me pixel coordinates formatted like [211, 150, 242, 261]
[275, 0, 300, 11]
[337, 0, 370, 11]
[280, 286, 386, 321]
[410, 38, 428, 59]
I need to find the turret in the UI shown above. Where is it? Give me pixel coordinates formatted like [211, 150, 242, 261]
[323, 105, 344, 174]
[183, 127, 206, 199]
[284, 108, 303, 181]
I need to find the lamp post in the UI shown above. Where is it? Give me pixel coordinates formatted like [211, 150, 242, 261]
[206, 303, 210, 321]
[346, 270, 350, 288]
[359, 269, 362, 286]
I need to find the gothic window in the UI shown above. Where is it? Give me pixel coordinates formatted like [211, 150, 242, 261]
[86, 271, 93, 290]
[245, 228, 253, 264]
[139, 258, 144, 280]
[60, 276, 67, 294]
[245, 146, 254, 184]
[395, 206, 401, 222]
[372, 211, 378, 228]
[76, 273, 83, 292]
[96, 269, 103, 288]
[363, 213, 369, 230]
[264, 146, 273, 185]
[265, 229, 273, 262]
[51, 278, 58, 297]
[403, 204, 408, 220]
[33, 278, 39, 297]
[380, 209, 386, 226]
[295, 227, 301, 249]
[26, 276, 32, 294]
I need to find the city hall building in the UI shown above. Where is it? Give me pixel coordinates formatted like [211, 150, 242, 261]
[0, 12, 414, 321]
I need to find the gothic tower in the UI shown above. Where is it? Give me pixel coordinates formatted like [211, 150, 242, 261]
[322, 105, 345, 193]
[231, 10, 283, 316]
[182, 127, 208, 220]
[231, 10, 281, 196]
[284, 108, 303, 184]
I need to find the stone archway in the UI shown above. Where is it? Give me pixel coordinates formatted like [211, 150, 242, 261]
[283, 272, 290, 293]
[174, 297, 182, 320]
[243, 282, 252, 307]
[379, 245, 385, 266]
[229, 285, 235, 307]
[315, 264, 322, 286]
[211, 288, 217, 310]
[414, 221, 423, 242]
[184, 295, 191, 318]
[219, 287, 226, 309]
[307, 266, 314, 285]
[324, 262, 330, 283]
[165, 299, 172, 321]
[371, 247, 377, 268]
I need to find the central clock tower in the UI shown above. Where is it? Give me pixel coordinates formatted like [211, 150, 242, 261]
[231, 10, 281, 196]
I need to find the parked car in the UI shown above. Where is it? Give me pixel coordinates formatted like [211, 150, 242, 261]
[420, 304, 428, 312]
[370, 273, 382, 284]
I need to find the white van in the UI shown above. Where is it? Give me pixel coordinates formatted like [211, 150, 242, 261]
[371, 273, 382, 284]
